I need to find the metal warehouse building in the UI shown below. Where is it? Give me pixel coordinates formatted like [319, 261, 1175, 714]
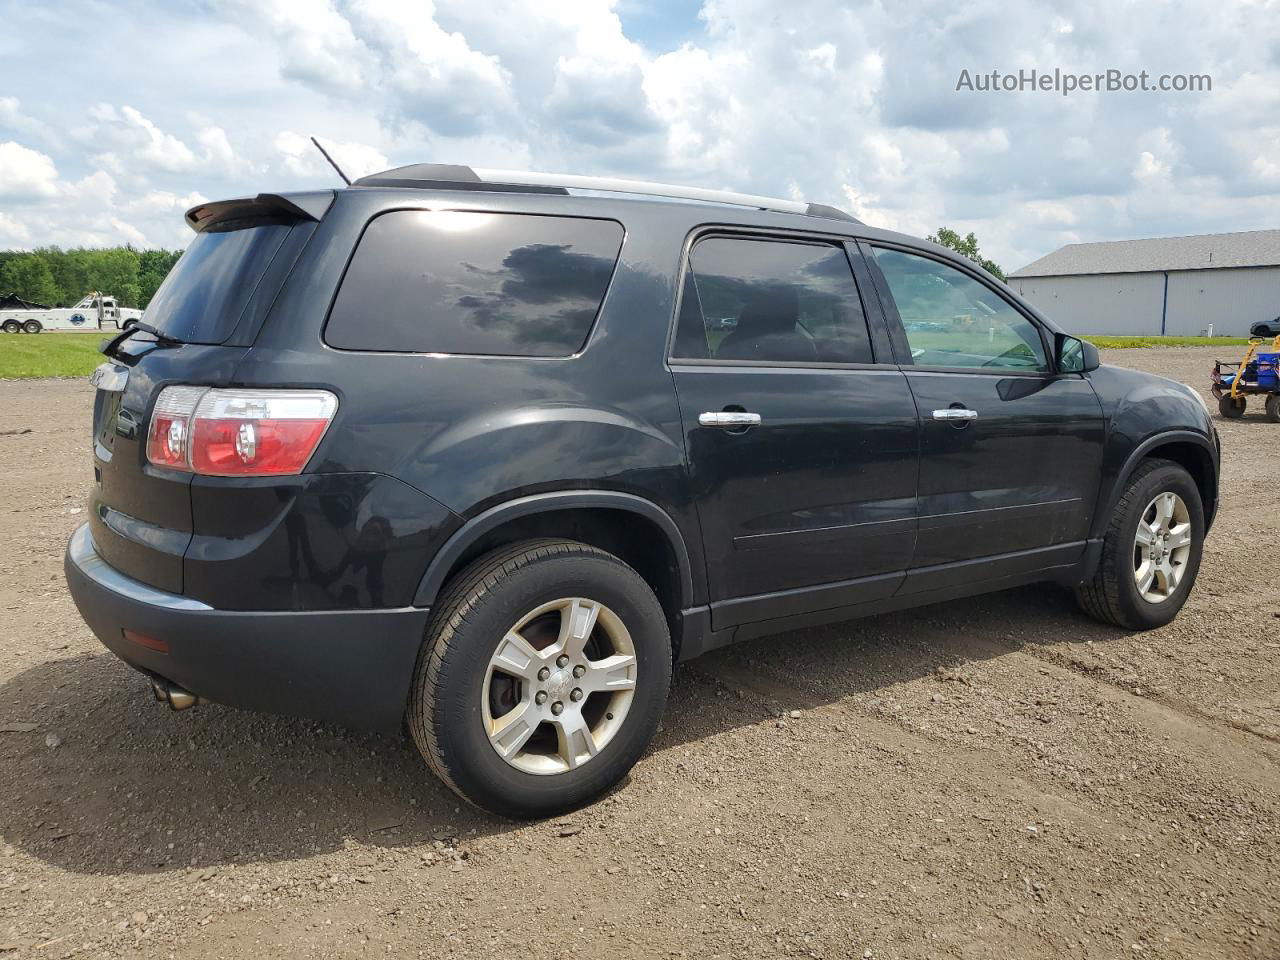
[1008, 229, 1280, 336]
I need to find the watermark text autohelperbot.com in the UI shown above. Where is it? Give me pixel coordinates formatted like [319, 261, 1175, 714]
[956, 68, 1211, 96]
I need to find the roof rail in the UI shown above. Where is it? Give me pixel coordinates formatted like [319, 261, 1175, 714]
[352, 164, 861, 224]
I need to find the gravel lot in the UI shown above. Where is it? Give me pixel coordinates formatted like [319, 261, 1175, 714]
[1, 347, 1276, 959]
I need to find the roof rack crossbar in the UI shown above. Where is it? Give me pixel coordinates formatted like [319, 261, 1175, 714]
[351, 164, 861, 224]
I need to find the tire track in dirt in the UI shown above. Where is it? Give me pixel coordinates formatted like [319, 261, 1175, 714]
[1000, 638, 1280, 745]
[957, 632, 1280, 771]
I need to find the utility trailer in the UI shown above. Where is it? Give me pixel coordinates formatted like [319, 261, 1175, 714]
[0, 292, 143, 334]
[1212, 336, 1280, 420]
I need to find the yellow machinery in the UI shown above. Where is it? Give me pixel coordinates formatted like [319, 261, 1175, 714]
[1212, 335, 1280, 420]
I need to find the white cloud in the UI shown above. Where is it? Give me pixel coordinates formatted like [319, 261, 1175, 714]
[196, 126, 252, 177]
[84, 104, 198, 174]
[0, 152, 201, 249]
[76, 105, 257, 185]
[0, 97, 44, 139]
[1134, 151, 1170, 182]
[275, 131, 388, 181]
[0, 0, 1278, 271]
[345, 0, 516, 136]
[217, 0, 367, 93]
[0, 142, 59, 200]
[0, 213, 32, 247]
[802, 43, 838, 76]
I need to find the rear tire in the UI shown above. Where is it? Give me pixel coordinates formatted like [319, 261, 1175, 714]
[1075, 459, 1204, 630]
[22, 319, 41, 334]
[408, 539, 671, 819]
[1266, 395, 1280, 423]
[1, 320, 19, 334]
[1218, 394, 1245, 418]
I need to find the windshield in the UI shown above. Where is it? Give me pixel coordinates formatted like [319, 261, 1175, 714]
[142, 219, 293, 344]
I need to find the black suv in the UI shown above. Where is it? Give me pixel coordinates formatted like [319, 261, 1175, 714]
[66, 165, 1219, 817]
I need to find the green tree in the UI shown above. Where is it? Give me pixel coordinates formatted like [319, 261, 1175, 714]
[86, 247, 143, 307]
[0, 254, 61, 306]
[2, 245, 184, 309]
[0, 250, 24, 283]
[138, 248, 183, 308]
[39, 246, 93, 307]
[926, 227, 1006, 281]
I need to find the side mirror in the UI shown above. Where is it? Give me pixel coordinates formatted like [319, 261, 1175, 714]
[1056, 333, 1099, 373]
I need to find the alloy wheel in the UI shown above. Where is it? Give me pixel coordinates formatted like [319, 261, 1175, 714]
[1133, 491, 1193, 603]
[481, 597, 637, 775]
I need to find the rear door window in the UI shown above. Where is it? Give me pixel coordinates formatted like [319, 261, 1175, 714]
[326, 211, 623, 357]
[143, 219, 294, 344]
[672, 236, 874, 364]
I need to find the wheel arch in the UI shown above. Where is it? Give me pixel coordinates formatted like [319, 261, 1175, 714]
[1094, 431, 1219, 539]
[413, 491, 697, 640]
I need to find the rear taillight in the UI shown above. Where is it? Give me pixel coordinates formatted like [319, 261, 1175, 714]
[146, 387, 338, 476]
[147, 385, 206, 469]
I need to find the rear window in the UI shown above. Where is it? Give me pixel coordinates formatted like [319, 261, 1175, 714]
[143, 219, 293, 345]
[325, 211, 623, 356]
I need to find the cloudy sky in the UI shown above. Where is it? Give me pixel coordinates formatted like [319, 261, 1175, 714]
[1, 0, 1277, 271]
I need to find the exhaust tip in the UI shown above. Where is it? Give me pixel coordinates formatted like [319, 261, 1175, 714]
[150, 679, 201, 711]
[167, 687, 199, 711]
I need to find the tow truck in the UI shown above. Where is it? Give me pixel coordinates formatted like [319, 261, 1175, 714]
[0, 292, 143, 334]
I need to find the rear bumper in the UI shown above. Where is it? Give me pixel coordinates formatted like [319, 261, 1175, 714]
[64, 524, 430, 733]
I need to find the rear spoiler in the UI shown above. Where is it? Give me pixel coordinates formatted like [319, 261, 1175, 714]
[184, 191, 335, 233]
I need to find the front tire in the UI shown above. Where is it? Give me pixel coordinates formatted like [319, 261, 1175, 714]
[1075, 459, 1204, 630]
[408, 539, 671, 819]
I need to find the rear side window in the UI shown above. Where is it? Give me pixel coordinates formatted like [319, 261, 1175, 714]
[143, 219, 293, 345]
[326, 211, 623, 356]
[672, 236, 874, 364]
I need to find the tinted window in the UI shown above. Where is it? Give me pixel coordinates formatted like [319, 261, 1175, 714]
[143, 220, 293, 344]
[672, 237, 873, 364]
[872, 248, 1048, 371]
[326, 211, 623, 356]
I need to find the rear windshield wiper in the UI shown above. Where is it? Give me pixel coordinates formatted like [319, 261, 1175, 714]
[101, 321, 185, 358]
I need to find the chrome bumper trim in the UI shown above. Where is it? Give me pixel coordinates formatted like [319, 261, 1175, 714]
[68, 524, 211, 612]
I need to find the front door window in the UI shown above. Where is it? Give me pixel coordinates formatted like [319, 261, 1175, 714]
[871, 248, 1048, 371]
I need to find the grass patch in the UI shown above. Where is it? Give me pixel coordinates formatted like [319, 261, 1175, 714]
[0, 330, 1259, 380]
[1083, 335, 1252, 349]
[0, 332, 107, 379]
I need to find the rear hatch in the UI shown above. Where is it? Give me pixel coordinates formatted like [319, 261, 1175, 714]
[88, 193, 329, 592]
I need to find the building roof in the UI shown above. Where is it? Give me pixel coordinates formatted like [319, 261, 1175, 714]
[1009, 228, 1280, 278]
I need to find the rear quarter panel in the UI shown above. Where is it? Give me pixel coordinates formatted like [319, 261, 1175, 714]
[234, 191, 703, 600]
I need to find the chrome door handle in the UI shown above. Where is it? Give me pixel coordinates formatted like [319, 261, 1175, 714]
[932, 408, 978, 421]
[699, 411, 762, 428]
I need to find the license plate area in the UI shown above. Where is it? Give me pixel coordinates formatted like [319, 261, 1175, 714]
[90, 363, 133, 464]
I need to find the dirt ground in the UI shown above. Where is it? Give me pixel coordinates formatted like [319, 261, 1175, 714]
[0, 347, 1276, 959]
